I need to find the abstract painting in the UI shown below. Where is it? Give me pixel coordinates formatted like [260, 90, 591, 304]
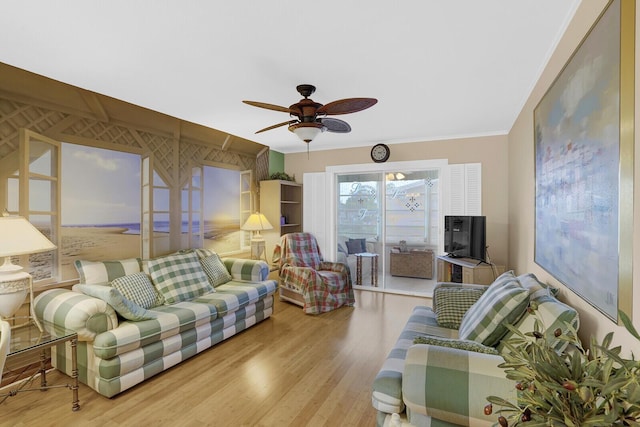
[534, 0, 633, 322]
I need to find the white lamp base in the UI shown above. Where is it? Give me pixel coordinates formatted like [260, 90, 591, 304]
[0, 265, 42, 331]
[250, 237, 267, 262]
[0, 272, 29, 318]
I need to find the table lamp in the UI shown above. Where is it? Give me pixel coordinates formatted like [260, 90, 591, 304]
[0, 211, 57, 331]
[241, 213, 273, 261]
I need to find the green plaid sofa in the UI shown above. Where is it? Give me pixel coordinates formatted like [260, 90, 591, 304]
[34, 256, 277, 398]
[372, 273, 579, 427]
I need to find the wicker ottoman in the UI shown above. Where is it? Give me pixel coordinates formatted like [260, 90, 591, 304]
[390, 250, 434, 279]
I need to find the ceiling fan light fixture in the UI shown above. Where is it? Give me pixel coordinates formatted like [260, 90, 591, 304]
[289, 122, 325, 143]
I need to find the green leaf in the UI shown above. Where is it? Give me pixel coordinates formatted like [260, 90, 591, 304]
[620, 310, 640, 341]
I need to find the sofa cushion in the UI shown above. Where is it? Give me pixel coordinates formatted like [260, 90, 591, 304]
[433, 287, 485, 329]
[372, 305, 458, 414]
[148, 251, 213, 304]
[458, 278, 529, 346]
[92, 300, 218, 359]
[413, 335, 499, 355]
[91, 279, 277, 360]
[75, 258, 141, 285]
[200, 253, 232, 287]
[73, 283, 157, 321]
[192, 279, 278, 317]
[111, 272, 158, 309]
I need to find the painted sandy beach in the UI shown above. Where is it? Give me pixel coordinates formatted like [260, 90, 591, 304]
[55, 226, 243, 281]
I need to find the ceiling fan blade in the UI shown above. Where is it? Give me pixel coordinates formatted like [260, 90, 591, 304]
[317, 98, 377, 115]
[255, 120, 297, 134]
[243, 100, 298, 114]
[319, 118, 351, 133]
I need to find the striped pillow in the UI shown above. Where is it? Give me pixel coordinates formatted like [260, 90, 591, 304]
[74, 283, 157, 321]
[200, 254, 231, 287]
[75, 258, 142, 284]
[496, 292, 579, 354]
[458, 278, 529, 346]
[111, 272, 158, 309]
[434, 287, 486, 329]
[147, 251, 213, 304]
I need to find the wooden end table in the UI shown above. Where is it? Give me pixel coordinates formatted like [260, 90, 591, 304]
[355, 252, 379, 287]
[1, 320, 80, 411]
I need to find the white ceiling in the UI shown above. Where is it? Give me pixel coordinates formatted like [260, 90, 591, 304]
[1, 1, 580, 154]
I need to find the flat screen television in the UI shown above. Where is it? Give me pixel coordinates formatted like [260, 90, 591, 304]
[444, 215, 486, 262]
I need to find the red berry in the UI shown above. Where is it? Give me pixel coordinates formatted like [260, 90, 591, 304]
[554, 328, 562, 337]
[562, 380, 577, 391]
[498, 415, 508, 427]
[484, 403, 493, 415]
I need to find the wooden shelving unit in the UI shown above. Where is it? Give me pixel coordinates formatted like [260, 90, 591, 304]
[259, 180, 303, 262]
[436, 255, 505, 285]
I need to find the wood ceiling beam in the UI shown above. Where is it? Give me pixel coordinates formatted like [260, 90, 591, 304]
[221, 135, 232, 151]
[79, 91, 109, 122]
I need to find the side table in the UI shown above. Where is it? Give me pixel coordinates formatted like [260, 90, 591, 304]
[1, 320, 80, 411]
[355, 252, 379, 287]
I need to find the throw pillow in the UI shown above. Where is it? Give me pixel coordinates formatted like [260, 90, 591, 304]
[345, 240, 361, 254]
[200, 253, 231, 287]
[75, 258, 142, 284]
[517, 273, 559, 298]
[497, 293, 579, 354]
[413, 335, 499, 355]
[147, 251, 213, 304]
[352, 238, 367, 253]
[346, 238, 367, 255]
[194, 248, 216, 259]
[73, 283, 157, 321]
[111, 272, 158, 309]
[433, 287, 486, 329]
[458, 278, 529, 347]
[490, 270, 517, 287]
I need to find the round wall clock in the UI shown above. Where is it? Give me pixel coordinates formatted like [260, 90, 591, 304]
[371, 143, 390, 163]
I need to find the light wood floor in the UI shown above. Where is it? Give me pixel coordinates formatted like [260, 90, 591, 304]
[0, 290, 430, 427]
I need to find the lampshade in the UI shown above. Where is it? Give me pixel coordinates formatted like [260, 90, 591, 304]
[289, 122, 325, 143]
[241, 213, 273, 232]
[0, 214, 57, 262]
[0, 213, 55, 328]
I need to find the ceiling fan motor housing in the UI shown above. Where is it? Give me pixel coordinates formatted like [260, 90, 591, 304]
[292, 98, 323, 122]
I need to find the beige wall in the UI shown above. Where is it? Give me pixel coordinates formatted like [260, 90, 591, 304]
[284, 134, 510, 266]
[287, 0, 640, 354]
[508, 0, 640, 354]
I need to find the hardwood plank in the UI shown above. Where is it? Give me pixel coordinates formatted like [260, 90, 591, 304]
[0, 290, 429, 426]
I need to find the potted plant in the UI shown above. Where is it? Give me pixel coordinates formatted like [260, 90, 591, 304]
[485, 306, 640, 426]
[269, 172, 295, 182]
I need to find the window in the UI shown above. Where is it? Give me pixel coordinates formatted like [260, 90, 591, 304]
[199, 165, 252, 255]
[7, 130, 254, 283]
[59, 143, 141, 281]
[9, 134, 141, 282]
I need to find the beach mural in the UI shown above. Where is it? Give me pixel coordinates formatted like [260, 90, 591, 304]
[20, 143, 244, 281]
[201, 166, 242, 255]
[59, 144, 142, 280]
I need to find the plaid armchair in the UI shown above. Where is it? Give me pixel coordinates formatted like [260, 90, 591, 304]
[273, 232, 354, 314]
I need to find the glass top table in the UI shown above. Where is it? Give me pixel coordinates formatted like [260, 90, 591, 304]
[2, 320, 80, 411]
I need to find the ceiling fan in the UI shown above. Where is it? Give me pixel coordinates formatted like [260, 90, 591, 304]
[243, 84, 377, 144]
